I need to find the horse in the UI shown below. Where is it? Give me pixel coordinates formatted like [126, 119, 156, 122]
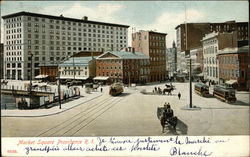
[160, 115, 178, 133]
[163, 87, 174, 95]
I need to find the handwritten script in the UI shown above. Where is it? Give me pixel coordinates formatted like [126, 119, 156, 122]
[13, 136, 230, 156]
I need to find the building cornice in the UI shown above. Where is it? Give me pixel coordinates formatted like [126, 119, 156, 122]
[2, 11, 130, 28]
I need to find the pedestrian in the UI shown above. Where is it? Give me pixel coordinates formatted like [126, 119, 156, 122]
[101, 87, 103, 93]
[81, 84, 83, 88]
[178, 92, 181, 100]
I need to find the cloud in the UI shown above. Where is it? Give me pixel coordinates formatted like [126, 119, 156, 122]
[39, 3, 124, 23]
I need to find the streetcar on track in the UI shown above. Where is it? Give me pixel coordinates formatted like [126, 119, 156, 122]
[109, 83, 124, 96]
[194, 83, 209, 97]
[213, 85, 236, 103]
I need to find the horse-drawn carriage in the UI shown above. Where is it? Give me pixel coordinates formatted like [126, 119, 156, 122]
[157, 104, 178, 133]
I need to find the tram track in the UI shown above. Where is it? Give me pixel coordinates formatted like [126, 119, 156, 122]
[36, 96, 114, 137]
[36, 96, 124, 137]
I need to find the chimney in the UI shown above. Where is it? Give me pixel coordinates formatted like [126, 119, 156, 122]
[125, 48, 128, 52]
[83, 16, 88, 20]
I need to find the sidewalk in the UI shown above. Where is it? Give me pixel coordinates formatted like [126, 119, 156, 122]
[1, 92, 103, 117]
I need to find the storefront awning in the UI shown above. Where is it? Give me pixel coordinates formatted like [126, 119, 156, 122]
[196, 73, 204, 77]
[225, 80, 238, 85]
[93, 76, 110, 80]
[59, 76, 88, 80]
[35, 75, 48, 79]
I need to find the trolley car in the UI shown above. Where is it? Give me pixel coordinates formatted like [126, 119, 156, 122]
[109, 83, 124, 96]
[194, 83, 209, 97]
[213, 85, 236, 103]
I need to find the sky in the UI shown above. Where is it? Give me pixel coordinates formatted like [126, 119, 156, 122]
[0, 1, 249, 48]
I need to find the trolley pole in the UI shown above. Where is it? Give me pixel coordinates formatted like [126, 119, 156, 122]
[189, 58, 192, 108]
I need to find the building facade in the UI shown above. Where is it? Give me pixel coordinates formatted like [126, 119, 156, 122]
[0, 43, 3, 79]
[201, 31, 238, 83]
[96, 49, 150, 84]
[39, 64, 58, 82]
[2, 11, 129, 80]
[58, 57, 96, 81]
[166, 41, 177, 77]
[218, 45, 249, 90]
[195, 47, 204, 73]
[175, 21, 248, 53]
[132, 30, 167, 82]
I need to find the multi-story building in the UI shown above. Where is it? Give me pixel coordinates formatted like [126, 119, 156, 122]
[195, 46, 204, 73]
[0, 43, 3, 79]
[58, 56, 96, 81]
[132, 30, 167, 82]
[201, 31, 237, 83]
[96, 49, 150, 84]
[175, 21, 248, 53]
[39, 63, 58, 82]
[218, 45, 249, 90]
[166, 41, 177, 77]
[2, 11, 129, 80]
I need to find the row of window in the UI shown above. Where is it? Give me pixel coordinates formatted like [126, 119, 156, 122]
[6, 34, 22, 39]
[219, 56, 237, 64]
[5, 17, 22, 23]
[204, 57, 217, 64]
[6, 45, 22, 50]
[203, 39, 217, 46]
[5, 16, 127, 31]
[6, 39, 22, 45]
[6, 63, 22, 68]
[204, 46, 217, 54]
[205, 66, 218, 78]
[5, 51, 22, 56]
[6, 28, 22, 34]
[60, 71, 88, 76]
[220, 69, 238, 78]
[26, 16, 126, 31]
[5, 23, 22, 29]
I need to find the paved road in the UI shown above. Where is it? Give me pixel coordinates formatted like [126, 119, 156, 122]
[1, 82, 249, 137]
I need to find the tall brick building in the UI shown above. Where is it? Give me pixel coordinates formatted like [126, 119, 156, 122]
[132, 30, 167, 82]
[96, 49, 150, 84]
[218, 45, 249, 90]
[175, 21, 248, 53]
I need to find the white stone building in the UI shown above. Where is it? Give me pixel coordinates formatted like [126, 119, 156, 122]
[58, 57, 96, 81]
[201, 31, 237, 83]
[2, 11, 129, 80]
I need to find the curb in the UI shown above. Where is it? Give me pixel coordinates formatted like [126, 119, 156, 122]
[1, 93, 103, 118]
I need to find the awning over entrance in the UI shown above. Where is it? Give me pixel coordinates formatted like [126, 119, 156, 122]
[196, 73, 204, 77]
[35, 75, 48, 79]
[225, 80, 238, 85]
[59, 76, 88, 80]
[93, 76, 109, 80]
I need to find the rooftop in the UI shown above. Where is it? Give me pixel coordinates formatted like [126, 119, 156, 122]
[59, 56, 95, 67]
[2, 11, 130, 28]
[97, 51, 149, 60]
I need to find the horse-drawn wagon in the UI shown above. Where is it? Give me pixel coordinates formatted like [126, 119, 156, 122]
[157, 104, 178, 133]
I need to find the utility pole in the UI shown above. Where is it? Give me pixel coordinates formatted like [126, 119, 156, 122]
[29, 53, 33, 107]
[189, 58, 192, 108]
[73, 57, 76, 81]
[57, 71, 61, 109]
